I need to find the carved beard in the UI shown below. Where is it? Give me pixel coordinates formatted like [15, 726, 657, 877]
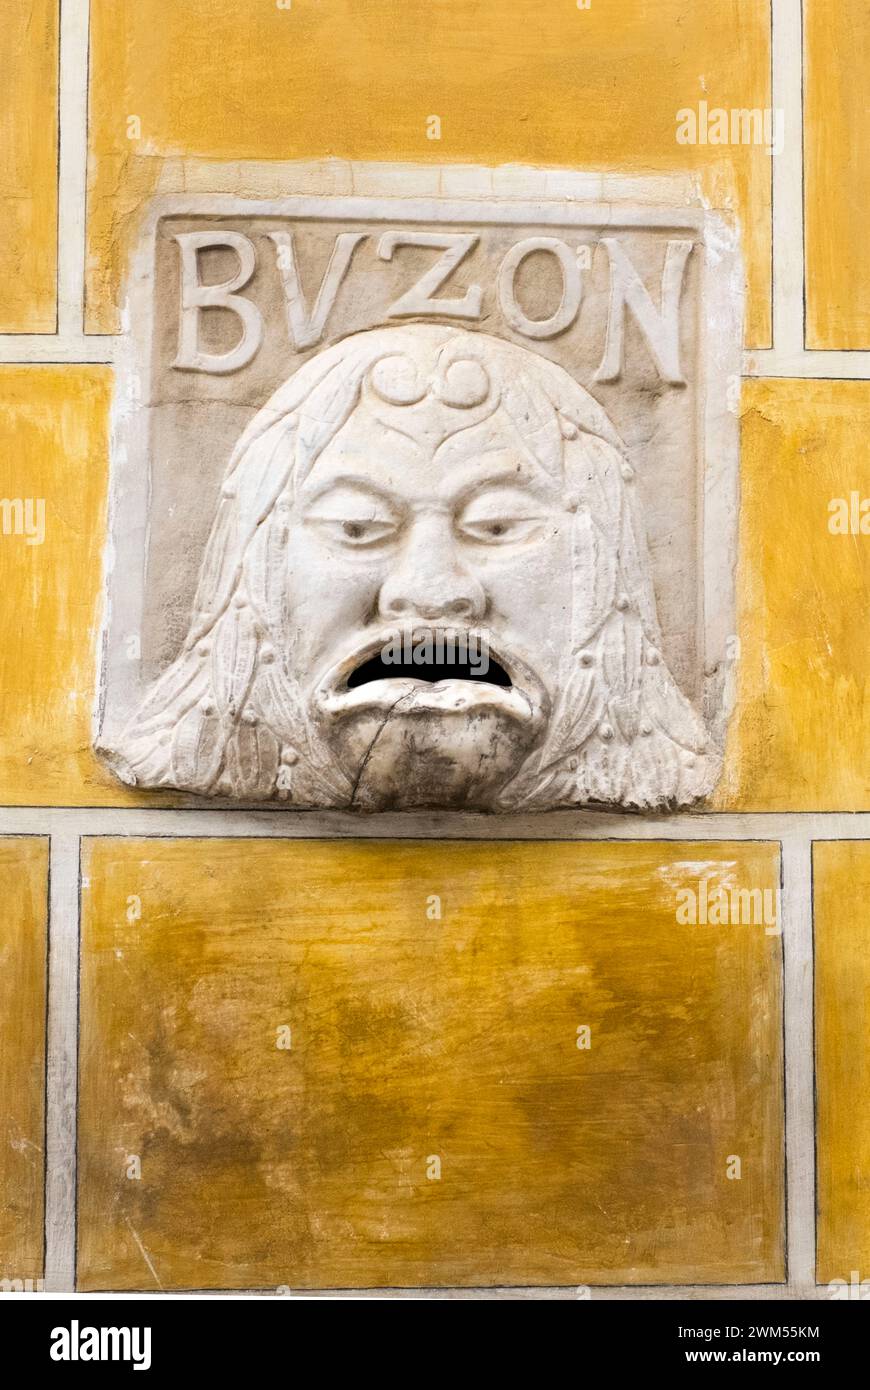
[495, 609, 718, 811]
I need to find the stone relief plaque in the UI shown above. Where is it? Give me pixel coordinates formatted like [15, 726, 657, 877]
[96, 174, 742, 812]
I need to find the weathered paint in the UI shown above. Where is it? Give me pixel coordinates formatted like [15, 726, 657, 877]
[86, 0, 772, 344]
[78, 837, 784, 1290]
[814, 841, 870, 1284]
[0, 836, 48, 1284]
[0, 0, 58, 332]
[717, 380, 870, 811]
[805, 0, 870, 348]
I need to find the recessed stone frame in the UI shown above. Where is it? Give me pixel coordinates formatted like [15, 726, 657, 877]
[95, 170, 742, 814]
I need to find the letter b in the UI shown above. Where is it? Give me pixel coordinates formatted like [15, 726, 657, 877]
[173, 232, 263, 374]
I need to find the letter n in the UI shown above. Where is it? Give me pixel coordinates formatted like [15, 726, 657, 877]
[595, 237, 692, 385]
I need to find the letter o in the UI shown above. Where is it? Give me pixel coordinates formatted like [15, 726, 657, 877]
[497, 237, 582, 339]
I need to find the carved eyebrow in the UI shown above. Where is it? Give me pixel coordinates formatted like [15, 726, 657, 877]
[441, 467, 550, 510]
[433, 426, 549, 485]
[302, 474, 403, 509]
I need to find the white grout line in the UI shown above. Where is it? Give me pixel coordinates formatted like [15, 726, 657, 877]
[57, 0, 91, 336]
[0, 806, 869, 839]
[0, 333, 113, 361]
[782, 834, 817, 1294]
[43, 832, 80, 1293]
[760, 6, 819, 1295]
[771, 0, 805, 356]
[0, 336, 114, 364]
[744, 348, 870, 378]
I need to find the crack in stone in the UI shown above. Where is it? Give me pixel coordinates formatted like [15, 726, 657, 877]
[348, 688, 419, 809]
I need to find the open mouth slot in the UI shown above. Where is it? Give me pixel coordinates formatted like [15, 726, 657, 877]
[346, 650, 512, 689]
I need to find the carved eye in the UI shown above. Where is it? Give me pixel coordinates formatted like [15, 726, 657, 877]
[305, 487, 402, 549]
[335, 517, 398, 546]
[311, 515, 401, 548]
[456, 490, 546, 546]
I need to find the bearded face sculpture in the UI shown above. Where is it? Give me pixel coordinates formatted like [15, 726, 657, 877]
[102, 324, 720, 811]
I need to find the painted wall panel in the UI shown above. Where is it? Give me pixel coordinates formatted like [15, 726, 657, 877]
[717, 380, 870, 811]
[0, 0, 58, 332]
[814, 841, 870, 1285]
[0, 366, 148, 806]
[805, 0, 870, 348]
[78, 838, 784, 1290]
[0, 837, 49, 1286]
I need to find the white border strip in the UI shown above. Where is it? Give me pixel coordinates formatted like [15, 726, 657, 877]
[771, 0, 805, 357]
[43, 831, 80, 1293]
[1, 807, 868, 839]
[56, 0, 90, 336]
[782, 834, 816, 1293]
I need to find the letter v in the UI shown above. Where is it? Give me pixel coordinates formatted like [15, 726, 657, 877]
[268, 231, 366, 350]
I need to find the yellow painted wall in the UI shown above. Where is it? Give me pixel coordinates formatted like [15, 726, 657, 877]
[0, 837, 48, 1284]
[0, 0, 58, 332]
[78, 838, 784, 1290]
[0, 367, 153, 805]
[86, 0, 772, 344]
[717, 380, 870, 811]
[814, 842, 870, 1283]
[805, 0, 870, 348]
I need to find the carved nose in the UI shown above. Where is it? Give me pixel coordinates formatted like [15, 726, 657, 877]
[378, 515, 486, 624]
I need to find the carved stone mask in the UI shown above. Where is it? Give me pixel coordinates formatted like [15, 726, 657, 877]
[105, 324, 719, 810]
